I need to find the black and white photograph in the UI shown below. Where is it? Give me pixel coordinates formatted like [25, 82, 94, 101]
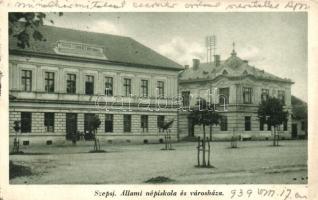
[7, 12, 308, 185]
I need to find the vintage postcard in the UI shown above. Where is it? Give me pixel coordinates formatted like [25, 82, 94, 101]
[0, 0, 317, 199]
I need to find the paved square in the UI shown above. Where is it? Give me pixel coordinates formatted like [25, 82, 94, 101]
[10, 140, 307, 184]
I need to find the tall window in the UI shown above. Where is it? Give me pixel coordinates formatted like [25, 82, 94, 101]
[182, 91, 190, 107]
[220, 116, 228, 131]
[66, 74, 76, 94]
[21, 70, 32, 92]
[157, 81, 164, 97]
[219, 87, 229, 104]
[105, 114, 113, 133]
[45, 72, 55, 93]
[124, 78, 132, 97]
[301, 121, 306, 131]
[123, 115, 131, 132]
[245, 116, 251, 131]
[21, 112, 32, 133]
[278, 90, 285, 105]
[283, 120, 288, 131]
[157, 115, 165, 132]
[85, 75, 94, 95]
[267, 120, 272, 131]
[261, 89, 269, 102]
[243, 87, 252, 104]
[259, 119, 265, 131]
[105, 77, 113, 96]
[141, 115, 148, 132]
[44, 113, 54, 132]
[141, 80, 148, 97]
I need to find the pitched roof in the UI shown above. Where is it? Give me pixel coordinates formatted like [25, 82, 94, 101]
[9, 25, 183, 70]
[179, 51, 293, 83]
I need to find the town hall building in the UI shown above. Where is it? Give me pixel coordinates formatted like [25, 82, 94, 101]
[178, 48, 294, 140]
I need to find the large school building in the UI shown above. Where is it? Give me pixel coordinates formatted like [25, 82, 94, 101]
[9, 25, 183, 145]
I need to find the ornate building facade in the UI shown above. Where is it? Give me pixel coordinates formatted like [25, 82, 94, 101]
[178, 49, 294, 140]
[9, 25, 182, 145]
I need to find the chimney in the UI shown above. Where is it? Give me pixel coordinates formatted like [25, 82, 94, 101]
[184, 65, 189, 70]
[192, 59, 200, 70]
[214, 55, 221, 67]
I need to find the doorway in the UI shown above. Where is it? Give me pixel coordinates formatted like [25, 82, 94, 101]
[292, 123, 297, 139]
[66, 113, 77, 140]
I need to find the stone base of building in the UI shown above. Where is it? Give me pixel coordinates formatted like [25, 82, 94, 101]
[180, 131, 292, 141]
[9, 133, 178, 146]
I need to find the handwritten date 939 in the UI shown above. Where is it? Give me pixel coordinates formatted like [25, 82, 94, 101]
[231, 188, 307, 200]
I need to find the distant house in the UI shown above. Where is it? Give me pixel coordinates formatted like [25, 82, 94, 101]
[9, 25, 183, 145]
[291, 96, 307, 139]
[178, 49, 294, 140]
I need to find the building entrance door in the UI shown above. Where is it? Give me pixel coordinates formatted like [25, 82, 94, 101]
[188, 118, 194, 137]
[292, 123, 297, 139]
[84, 113, 95, 140]
[66, 113, 77, 140]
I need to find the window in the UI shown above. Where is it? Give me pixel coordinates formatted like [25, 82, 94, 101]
[141, 115, 148, 132]
[123, 115, 131, 132]
[66, 113, 77, 140]
[45, 72, 55, 93]
[220, 116, 228, 131]
[105, 77, 113, 96]
[261, 89, 269, 102]
[21, 70, 32, 92]
[219, 88, 229, 104]
[181, 91, 190, 107]
[21, 112, 32, 133]
[245, 116, 251, 131]
[157, 115, 165, 132]
[259, 119, 265, 131]
[243, 87, 252, 104]
[124, 78, 131, 97]
[283, 120, 288, 131]
[66, 74, 76, 94]
[44, 113, 54, 132]
[105, 114, 113, 133]
[84, 113, 97, 139]
[278, 90, 285, 105]
[267, 120, 272, 131]
[157, 81, 165, 97]
[85, 75, 94, 95]
[301, 121, 306, 131]
[141, 80, 148, 97]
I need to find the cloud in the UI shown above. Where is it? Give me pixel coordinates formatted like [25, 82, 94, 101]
[239, 45, 266, 63]
[157, 37, 205, 65]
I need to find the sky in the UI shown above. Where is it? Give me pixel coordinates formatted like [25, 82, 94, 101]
[45, 12, 308, 102]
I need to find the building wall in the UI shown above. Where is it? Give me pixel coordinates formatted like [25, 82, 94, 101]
[9, 55, 179, 101]
[9, 55, 180, 145]
[178, 75, 293, 140]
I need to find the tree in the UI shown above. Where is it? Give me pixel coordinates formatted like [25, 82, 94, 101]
[86, 114, 102, 152]
[159, 119, 175, 150]
[9, 12, 62, 48]
[188, 98, 221, 167]
[258, 97, 288, 146]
